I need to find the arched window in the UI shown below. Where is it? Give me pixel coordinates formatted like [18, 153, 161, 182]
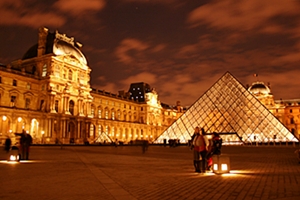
[55, 100, 59, 112]
[123, 111, 127, 121]
[110, 127, 115, 138]
[291, 117, 294, 124]
[105, 125, 109, 135]
[98, 125, 102, 134]
[69, 100, 74, 115]
[25, 98, 30, 109]
[117, 110, 121, 120]
[91, 105, 95, 117]
[98, 108, 102, 118]
[90, 124, 95, 138]
[112, 110, 115, 120]
[105, 109, 109, 119]
[68, 70, 73, 81]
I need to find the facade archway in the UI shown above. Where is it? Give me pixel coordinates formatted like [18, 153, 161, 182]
[1, 115, 11, 136]
[16, 117, 25, 133]
[69, 100, 75, 115]
[30, 118, 39, 142]
[89, 123, 95, 139]
[68, 121, 76, 140]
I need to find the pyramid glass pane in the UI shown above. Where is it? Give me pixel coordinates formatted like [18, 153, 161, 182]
[155, 72, 299, 144]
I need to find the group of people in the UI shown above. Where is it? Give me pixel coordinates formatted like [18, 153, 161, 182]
[4, 129, 33, 160]
[190, 127, 222, 173]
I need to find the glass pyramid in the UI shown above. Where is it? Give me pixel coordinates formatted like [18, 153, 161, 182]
[95, 133, 112, 143]
[155, 72, 299, 144]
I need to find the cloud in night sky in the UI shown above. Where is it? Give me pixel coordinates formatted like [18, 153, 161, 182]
[1, 0, 300, 106]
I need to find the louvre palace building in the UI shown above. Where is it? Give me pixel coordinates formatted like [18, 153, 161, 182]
[0, 27, 299, 145]
[0, 27, 183, 145]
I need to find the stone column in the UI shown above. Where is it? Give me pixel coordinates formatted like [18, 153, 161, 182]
[63, 96, 70, 114]
[62, 120, 66, 138]
[77, 121, 81, 139]
[86, 122, 89, 138]
[50, 95, 56, 113]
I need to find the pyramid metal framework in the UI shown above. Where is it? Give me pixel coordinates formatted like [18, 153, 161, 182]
[155, 72, 299, 144]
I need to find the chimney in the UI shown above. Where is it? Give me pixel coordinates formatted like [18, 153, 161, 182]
[37, 27, 48, 57]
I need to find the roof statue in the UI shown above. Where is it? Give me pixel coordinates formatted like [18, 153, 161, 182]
[154, 72, 299, 144]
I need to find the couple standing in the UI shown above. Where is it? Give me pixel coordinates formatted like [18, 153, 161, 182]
[191, 127, 208, 173]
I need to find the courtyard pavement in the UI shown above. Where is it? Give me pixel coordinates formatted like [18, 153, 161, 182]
[0, 144, 300, 200]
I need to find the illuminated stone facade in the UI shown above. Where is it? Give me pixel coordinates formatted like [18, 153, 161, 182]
[248, 82, 300, 139]
[0, 28, 182, 145]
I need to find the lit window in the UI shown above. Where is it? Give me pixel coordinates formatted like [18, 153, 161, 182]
[90, 124, 94, 137]
[98, 109, 102, 118]
[91, 107, 95, 117]
[26, 83, 31, 89]
[112, 127, 115, 137]
[42, 64, 47, 77]
[54, 65, 60, 77]
[112, 111, 115, 120]
[98, 125, 102, 135]
[105, 110, 108, 119]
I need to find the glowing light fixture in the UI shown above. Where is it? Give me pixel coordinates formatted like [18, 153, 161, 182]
[2, 116, 7, 121]
[18, 117, 22, 122]
[8, 146, 20, 162]
[212, 155, 230, 174]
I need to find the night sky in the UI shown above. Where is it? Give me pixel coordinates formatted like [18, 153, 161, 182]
[1, 0, 300, 106]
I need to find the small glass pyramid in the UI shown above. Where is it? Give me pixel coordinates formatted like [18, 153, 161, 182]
[155, 72, 299, 144]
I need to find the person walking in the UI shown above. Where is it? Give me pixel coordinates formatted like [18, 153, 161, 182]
[19, 130, 32, 160]
[191, 127, 200, 172]
[4, 136, 12, 153]
[198, 128, 208, 173]
[211, 132, 222, 155]
[191, 127, 207, 173]
[142, 140, 148, 153]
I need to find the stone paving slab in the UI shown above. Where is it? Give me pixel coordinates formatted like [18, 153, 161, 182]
[0, 145, 300, 200]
